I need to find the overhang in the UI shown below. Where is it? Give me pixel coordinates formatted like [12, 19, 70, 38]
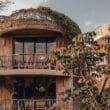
[0, 69, 68, 77]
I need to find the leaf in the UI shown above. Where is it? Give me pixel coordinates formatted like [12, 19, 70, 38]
[77, 79, 84, 84]
[81, 86, 88, 91]
[39, 86, 46, 92]
[73, 89, 80, 95]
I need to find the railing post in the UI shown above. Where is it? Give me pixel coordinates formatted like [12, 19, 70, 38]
[49, 63, 51, 70]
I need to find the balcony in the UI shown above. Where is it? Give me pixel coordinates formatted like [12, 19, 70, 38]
[0, 54, 63, 76]
[0, 99, 72, 110]
[0, 53, 49, 69]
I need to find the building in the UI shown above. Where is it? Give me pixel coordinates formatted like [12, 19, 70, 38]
[95, 24, 110, 94]
[0, 7, 81, 109]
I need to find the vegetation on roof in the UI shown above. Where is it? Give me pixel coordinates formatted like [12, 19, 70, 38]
[11, 6, 81, 42]
[36, 6, 82, 42]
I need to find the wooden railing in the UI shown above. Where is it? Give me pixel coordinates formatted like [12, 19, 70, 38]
[0, 99, 72, 110]
[0, 54, 51, 70]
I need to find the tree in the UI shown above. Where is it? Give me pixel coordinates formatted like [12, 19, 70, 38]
[48, 32, 109, 110]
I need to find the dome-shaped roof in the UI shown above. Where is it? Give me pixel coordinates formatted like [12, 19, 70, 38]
[0, 6, 81, 41]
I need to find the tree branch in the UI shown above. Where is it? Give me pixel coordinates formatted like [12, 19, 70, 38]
[99, 76, 109, 96]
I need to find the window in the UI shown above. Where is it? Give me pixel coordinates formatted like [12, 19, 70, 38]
[36, 39, 46, 54]
[47, 39, 56, 53]
[24, 41, 34, 54]
[13, 38, 56, 68]
[14, 38, 56, 55]
[14, 40, 23, 54]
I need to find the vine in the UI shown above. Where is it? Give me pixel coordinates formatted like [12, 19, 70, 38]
[37, 6, 81, 42]
[11, 6, 81, 43]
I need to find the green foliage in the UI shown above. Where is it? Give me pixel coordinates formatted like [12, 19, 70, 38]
[38, 86, 46, 93]
[37, 6, 81, 42]
[48, 32, 109, 110]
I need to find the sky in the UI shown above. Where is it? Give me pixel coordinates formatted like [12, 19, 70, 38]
[1, 0, 110, 32]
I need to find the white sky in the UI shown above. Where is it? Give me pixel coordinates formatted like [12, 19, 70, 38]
[1, 0, 110, 32]
[2, 0, 50, 15]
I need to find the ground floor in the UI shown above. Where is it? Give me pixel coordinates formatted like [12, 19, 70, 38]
[13, 76, 56, 99]
[0, 75, 72, 110]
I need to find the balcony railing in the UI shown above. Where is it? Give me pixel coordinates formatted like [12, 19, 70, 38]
[0, 99, 72, 110]
[1, 98, 109, 110]
[0, 54, 51, 70]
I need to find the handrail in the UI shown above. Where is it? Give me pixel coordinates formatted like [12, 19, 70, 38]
[0, 53, 52, 70]
[0, 99, 72, 110]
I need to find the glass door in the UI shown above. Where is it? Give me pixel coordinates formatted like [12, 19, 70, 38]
[14, 40, 24, 68]
[35, 39, 46, 68]
[24, 40, 34, 68]
[14, 39, 35, 68]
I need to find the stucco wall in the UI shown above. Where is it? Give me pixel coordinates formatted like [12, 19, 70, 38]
[0, 86, 12, 99]
[0, 37, 12, 55]
[56, 77, 72, 100]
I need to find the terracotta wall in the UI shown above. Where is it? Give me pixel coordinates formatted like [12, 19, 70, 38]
[56, 37, 66, 48]
[0, 37, 12, 55]
[0, 86, 12, 99]
[97, 38, 107, 53]
[56, 77, 72, 100]
[0, 77, 13, 99]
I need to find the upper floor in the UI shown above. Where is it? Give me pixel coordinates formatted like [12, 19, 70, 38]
[0, 36, 61, 70]
[0, 7, 81, 75]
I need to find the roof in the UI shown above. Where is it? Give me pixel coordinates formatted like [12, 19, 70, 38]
[0, 6, 81, 41]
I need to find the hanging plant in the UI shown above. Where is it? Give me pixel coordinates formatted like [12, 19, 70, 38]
[39, 86, 46, 93]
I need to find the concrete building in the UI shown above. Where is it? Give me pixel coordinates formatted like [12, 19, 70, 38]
[95, 24, 110, 94]
[0, 7, 81, 109]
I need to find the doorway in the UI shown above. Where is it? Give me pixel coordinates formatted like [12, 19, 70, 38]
[13, 76, 56, 99]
